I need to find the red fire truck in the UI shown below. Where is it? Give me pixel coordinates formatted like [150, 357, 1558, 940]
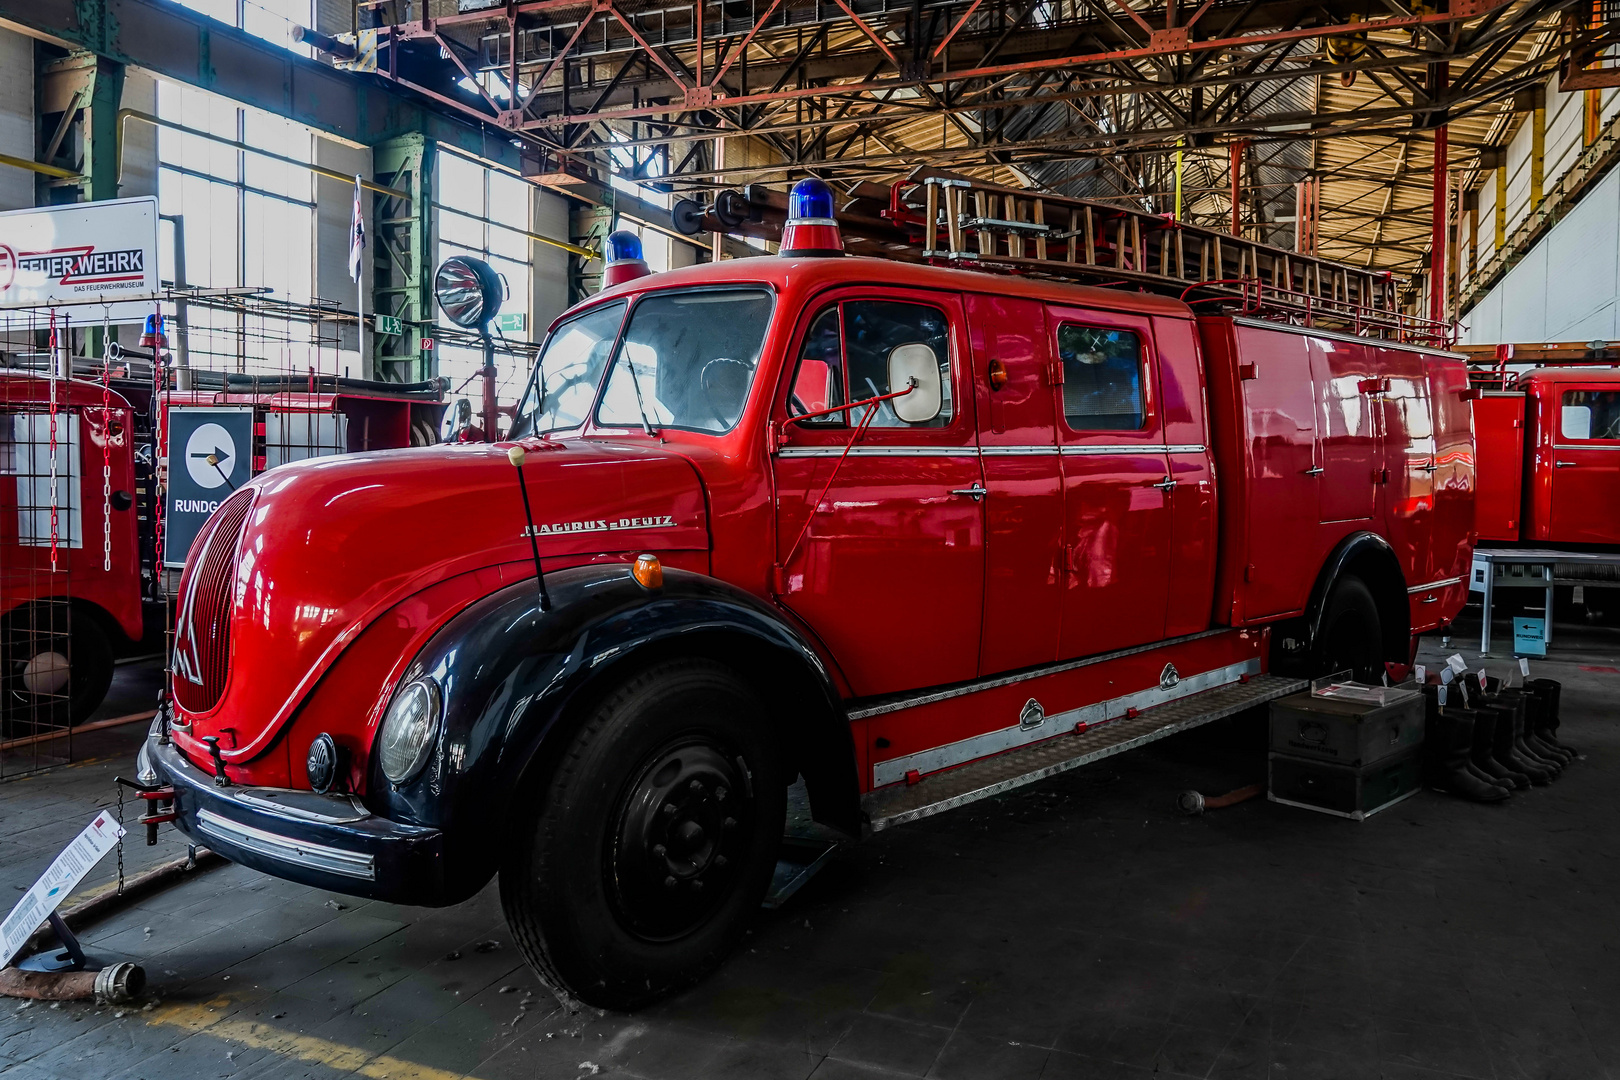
[1471, 363, 1620, 546]
[140, 180, 1475, 1009]
[1, 371, 143, 725]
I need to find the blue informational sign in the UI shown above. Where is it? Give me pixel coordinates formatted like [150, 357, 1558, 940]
[164, 406, 254, 568]
[1513, 617, 1547, 657]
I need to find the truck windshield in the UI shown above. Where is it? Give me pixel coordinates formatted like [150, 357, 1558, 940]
[596, 289, 774, 434]
[510, 301, 626, 437]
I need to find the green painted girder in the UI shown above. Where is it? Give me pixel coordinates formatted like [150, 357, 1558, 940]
[2, 0, 520, 170]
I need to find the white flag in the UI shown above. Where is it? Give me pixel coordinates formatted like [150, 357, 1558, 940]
[348, 174, 366, 283]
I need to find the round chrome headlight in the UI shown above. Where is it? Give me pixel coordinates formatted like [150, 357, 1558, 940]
[378, 677, 442, 785]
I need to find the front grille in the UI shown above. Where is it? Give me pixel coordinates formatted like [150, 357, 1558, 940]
[172, 490, 254, 714]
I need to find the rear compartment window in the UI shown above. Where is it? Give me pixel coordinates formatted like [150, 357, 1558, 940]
[597, 289, 774, 434]
[1561, 390, 1620, 441]
[786, 299, 953, 428]
[1057, 324, 1145, 431]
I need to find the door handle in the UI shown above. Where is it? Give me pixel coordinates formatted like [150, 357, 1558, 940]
[1421, 594, 1440, 603]
[1304, 467, 1324, 476]
[1151, 476, 1177, 490]
[1555, 460, 1578, 468]
[950, 483, 988, 501]
[1421, 462, 1439, 473]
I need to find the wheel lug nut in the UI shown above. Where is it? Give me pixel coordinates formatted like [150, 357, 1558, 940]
[661, 802, 677, 816]
[714, 855, 728, 868]
[691, 879, 703, 891]
[688, 780, 704, 793]
[664, 875, 677, 889]
[653, 843, 667, 856]
[715, 787, 728, 801]
[723, 817, 737, 830]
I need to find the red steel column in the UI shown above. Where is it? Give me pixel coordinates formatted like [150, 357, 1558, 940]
[1430, 64, 1449, 326]
[1229, 139, 1247, 236]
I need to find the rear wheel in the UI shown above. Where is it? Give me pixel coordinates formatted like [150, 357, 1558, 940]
[500, 659, 785, 1010]
[1313, 576, 1385, 682]
[1, 605, 115, 730]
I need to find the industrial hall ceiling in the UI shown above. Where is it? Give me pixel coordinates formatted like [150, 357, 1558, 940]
[346, 0, 1600, 274]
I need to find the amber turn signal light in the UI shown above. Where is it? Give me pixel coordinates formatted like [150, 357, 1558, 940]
[632, 553, 664, 589]
[986, 358, 1009, 390]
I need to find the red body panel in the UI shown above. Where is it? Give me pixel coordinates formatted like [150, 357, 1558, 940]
[1473, 393, 1526, 543]
[1202, 318, 1473, 632]
[166, 255, 1474, 796]
[1, 373, 143, 643]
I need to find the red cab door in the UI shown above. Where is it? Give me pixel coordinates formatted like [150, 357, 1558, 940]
[773, 290, 985, 697]
[1548, 385, 1620, 544]
[1049, 306, 1173, 659]
[969, 293, 1064, 675]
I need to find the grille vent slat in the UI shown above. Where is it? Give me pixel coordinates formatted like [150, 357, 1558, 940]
[173, 490, 254, 714]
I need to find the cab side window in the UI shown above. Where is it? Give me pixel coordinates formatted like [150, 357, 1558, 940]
[1561, 390, 1620, 441]
[1058, 324, 1145, 431]
[787, 300, 953, 428]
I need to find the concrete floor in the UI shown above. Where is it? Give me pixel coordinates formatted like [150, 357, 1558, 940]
[0, 614, 1616, 1080]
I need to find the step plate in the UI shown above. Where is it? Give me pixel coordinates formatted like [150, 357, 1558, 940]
[862, 673, 1307, 831]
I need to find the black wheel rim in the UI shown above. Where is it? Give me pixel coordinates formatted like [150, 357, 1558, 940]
[607, 736, 755, 941]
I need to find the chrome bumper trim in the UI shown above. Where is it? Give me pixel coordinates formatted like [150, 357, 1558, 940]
[196, 809, 377, 881]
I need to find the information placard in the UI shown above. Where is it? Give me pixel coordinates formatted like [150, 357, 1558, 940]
[164, 406, 255, 567]
[0, 811, 125, 967]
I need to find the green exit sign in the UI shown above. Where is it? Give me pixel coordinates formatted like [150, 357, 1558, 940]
[374, 314, 402, 336]
[497, 312, 527, 333]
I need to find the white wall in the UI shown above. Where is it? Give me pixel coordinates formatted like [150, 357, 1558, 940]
[1461, 166, 1620, 345]
[0, 28, 35, 212]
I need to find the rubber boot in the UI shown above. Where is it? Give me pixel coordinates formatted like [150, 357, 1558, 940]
[1487, 702, 1555, 785]
[1429, 689, 1515, 792]
[1507, 689, 1573, 764]
[1501, 695, 1564, 775]
[1467, 705, 1530, 790]
[1526, 678, 1578, 757]
[1424, 708, 1511, 802]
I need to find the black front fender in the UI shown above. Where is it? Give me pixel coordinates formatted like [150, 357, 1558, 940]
[366, 564, 856, 900]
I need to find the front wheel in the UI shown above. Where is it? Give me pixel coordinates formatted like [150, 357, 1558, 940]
[500, 659, 786, 1010]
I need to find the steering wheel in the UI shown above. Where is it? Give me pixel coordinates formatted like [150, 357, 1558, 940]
[700, 357, 755, 428]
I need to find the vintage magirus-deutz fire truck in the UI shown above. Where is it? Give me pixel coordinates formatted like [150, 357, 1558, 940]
[139, 178, 1475, 1008]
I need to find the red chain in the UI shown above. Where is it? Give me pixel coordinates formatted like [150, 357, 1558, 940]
[47, 311, 59, 573]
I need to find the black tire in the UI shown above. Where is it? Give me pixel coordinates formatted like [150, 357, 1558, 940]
[1313, 575, 1385, 682]
[499, 659, 786, 1010]
[1, 604, 116, 729]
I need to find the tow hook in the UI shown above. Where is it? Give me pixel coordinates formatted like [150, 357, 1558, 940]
[201, 737, 231, 788]
[115, 777, 179, 845]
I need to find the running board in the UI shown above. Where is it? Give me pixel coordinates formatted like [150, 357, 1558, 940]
[861, 673, 1307, 832]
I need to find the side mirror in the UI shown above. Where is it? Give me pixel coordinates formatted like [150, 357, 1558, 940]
[888, 344, 942, 424]
[441, 397, 474, 442]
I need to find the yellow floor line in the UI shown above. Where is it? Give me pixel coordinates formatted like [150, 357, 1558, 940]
[149, 1001, 485, 1080]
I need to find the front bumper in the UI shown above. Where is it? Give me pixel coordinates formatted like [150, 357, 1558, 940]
[140, 723, 449, 905]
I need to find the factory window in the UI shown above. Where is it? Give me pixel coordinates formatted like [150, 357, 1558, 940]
[435, 151, 535, 409]
[174, 0, 314, 54]
[156, 81, 330, 377]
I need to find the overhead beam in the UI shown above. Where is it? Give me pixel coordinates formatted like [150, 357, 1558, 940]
[0, 0, 521, 168]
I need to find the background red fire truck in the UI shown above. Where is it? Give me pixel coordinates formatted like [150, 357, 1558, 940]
[142, 178, 1476, 1009]
[1, 364, 444, 733]
[1465, 350, 1620, 547]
